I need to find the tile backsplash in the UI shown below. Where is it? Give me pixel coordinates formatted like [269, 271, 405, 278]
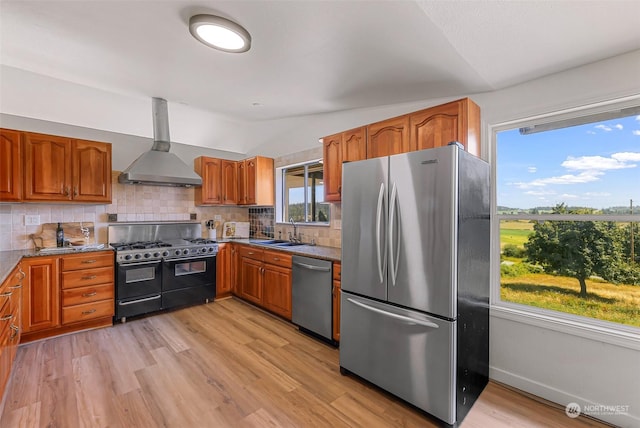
[0, 171, 248, 251]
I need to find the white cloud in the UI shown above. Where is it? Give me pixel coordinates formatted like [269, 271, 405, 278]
[615, 124, 623, 130]
[587, 130, 596, 135]
[525, 190, 556, 196]
[562, 153, 639, 171]
[632, 130, 640, 136]
[595, 124, 612, 131]
[514, 171, 603, 189]
[527, 166, 537, 173]
[584, 192, 611, 197]
[636, 115, 640, 122]
[560, 193, 579, 199]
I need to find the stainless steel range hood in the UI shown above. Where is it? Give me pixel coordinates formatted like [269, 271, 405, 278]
[118, 98, 203, 187]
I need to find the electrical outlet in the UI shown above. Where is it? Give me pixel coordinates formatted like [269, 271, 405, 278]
[190, 213, 197, 220]
[107, 213, 118, 222]
[25, 215, 40, 226]
[214, 215, 222, 221]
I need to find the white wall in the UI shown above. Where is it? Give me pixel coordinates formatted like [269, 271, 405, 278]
[2, 49, 640, 427]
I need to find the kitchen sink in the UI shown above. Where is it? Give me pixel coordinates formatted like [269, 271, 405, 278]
[251, 240, 304, 247]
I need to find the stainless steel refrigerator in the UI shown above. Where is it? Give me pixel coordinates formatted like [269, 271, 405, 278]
[340, 144, 489, 426]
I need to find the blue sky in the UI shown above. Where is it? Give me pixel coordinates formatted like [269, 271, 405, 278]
[497, 114, 640, 210]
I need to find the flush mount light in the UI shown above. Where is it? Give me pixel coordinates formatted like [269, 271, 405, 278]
[189, 14, 251, 53]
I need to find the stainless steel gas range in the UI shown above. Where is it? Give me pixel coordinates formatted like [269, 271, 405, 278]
[108, 222, 218, 322]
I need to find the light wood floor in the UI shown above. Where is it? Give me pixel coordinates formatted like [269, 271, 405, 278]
[1, 298, 610, 428]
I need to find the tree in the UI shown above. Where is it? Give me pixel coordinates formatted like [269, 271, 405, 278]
[524, 203, 625, 297]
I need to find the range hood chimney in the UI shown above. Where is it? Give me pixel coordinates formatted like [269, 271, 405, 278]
[118, 98, 203, 187]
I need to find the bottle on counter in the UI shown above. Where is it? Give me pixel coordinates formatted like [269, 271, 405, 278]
[56, 222, 64, 247]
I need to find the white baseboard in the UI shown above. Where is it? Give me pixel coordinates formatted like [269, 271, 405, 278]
[490, 366, 639, 428]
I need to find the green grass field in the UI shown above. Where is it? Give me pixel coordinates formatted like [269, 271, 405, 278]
[499, 220, 640, 327]
[500, 220, 533, 248]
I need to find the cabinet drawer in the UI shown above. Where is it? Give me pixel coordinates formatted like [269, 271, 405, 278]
[62, 300, 114, 325]
[61, 267, 114, 289]
[333, 262, 341, 281]
[62, 283, 114, 306]
[61, 251, 113, 271]
[263, 250, 292, 268]
[239, 246, 264, 261]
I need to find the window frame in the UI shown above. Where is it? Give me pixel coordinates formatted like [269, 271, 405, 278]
[489, 95, 640, 349]
[275, 158, 330, 225]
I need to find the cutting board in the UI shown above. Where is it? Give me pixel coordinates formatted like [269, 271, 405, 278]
[31, 222, 95, 248]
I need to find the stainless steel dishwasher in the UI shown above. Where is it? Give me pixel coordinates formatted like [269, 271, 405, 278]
[292, 255, 333, 342]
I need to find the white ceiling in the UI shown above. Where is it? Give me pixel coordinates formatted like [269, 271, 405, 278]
[1, 0, 639, 123]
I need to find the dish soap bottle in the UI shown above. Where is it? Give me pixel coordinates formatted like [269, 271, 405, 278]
[56, 222, 64, 247]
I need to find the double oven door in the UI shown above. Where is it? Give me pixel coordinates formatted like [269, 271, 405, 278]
[116, 260, 162, 320]
[162, 255, 216, 310]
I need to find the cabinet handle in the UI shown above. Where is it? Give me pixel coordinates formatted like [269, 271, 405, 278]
[9, 284, 22, 289]
[81, 259, 97, 264]
[82, 291, 98, 297]
[73, 186, 78, 197]
[81, 275, 97, 280]
[63, 186, 70, 196]
[248, 252, 254, 255]
[10, 324, 19, 340]
[0, 291, 12, 298]
[19, 269, 26, 280]
[82, 309, 97, 315]
[273, 257, 280, 261]
[0, 314, 12, 321]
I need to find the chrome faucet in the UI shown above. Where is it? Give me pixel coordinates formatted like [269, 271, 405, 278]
[289, 218, 299, 243]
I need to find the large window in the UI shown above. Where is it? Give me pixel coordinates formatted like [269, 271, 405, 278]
[494, 100, 640, 330]
[277, 160, 330, 224]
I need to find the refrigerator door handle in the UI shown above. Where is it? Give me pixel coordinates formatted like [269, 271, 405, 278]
[388, 182, 400, 286]
[375, 182, 386, 283]
[346, 298, 439, 329]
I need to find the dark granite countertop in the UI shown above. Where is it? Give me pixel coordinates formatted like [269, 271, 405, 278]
[218, 239, 341, 262]
[0, 247, 114, 284]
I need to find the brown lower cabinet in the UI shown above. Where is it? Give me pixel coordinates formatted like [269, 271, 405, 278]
[215, 243, 232, 299]
[332, 262, 341, 342]
[0, 263, 24, 402]
[237, 246, 292, 320]
[20, 251, 114, 343]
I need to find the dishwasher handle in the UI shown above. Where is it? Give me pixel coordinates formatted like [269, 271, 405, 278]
[292, 261, 332, 272]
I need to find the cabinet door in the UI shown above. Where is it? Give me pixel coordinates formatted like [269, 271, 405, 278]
[367, 116, 410, 158]
[237, 160, 247, 205]
[240, 257, 263, 305]
[72, 139, 112, 202]
[409, 98, 481, 155]
[230, 244, 239, 295]
[322, 133, 342, 202]
[194, 157, 222, 205]
[221, 160, 238, 205]
[244, 157, 257, 205]
[0, 129, 22, 202]
[263, 264, 292, 320]
[216, 244, 231, 298]
[333, 280, 341, 341]
[342, 127, 366, 162]
[21, 256, 60, 333]
[23, 133, 72, 201]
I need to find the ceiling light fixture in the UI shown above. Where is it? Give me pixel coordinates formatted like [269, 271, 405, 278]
[189, 14, 251, 53]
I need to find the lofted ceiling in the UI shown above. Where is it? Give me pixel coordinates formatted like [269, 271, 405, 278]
[1, 0, 639, 124]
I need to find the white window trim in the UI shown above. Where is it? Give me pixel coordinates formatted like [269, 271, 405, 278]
[489, 95, 640, 349]
[275, 158, 329, 224]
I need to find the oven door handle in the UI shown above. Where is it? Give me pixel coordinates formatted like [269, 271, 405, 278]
[118, 295, 161, 306]
[120, 260, 162, 267]
[164, 255, 215, 263]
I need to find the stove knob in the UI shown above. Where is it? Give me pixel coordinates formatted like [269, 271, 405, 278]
[144, 253, 151, 259]
[134, 253, 142, 260]
[124, 254, 132, 260]
[153, 252, 160, 258]
[208, 247, 214, 253]
[182, 249, 190, 256]
[174, 249, 181, 256]
[162, 250, 169, 257]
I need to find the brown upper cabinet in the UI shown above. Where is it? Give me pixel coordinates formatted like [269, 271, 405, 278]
[0, 129, 22, 202]
[22, 132, 112, 203]
[194, 157, 223, 205]
[367, 116, 411, 158]
[222, 160, 238, 205]
[322, 127, 366, 202]
[195, 155, 274, 206]
[238, 156, 274, 206]
[321, 98, 481, 202]
[409, 98, 481, 155]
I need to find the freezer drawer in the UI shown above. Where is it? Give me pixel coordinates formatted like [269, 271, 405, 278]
[340, 293, 456, 425]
